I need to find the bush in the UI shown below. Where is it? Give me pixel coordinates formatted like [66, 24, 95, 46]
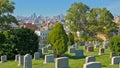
[109, 35, 120, 56]
[0, 28, 39, 59]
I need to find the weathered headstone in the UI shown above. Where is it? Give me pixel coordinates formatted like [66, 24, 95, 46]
[15, 54, 20, 61]
[68, 47, 76, 53]
[86, 56, 96, 63]
[24, 54, 32, 68]
[75, 50, 84, 57]
[84, 62, 101, 68]
[38, 49, 42, 57]
[44, 54, 54, 64]
[18, 55, 24, 66]
[111, 56, 120, 65]
[87, 46, 94, 52]
[42, 47, 48, 53]
[34, 52, 40, 60]
[103, 41, 108, 49]
[99, 48, 105, 55]
[110, 52, 116, 58]
[48, 45, 52, 50]
[55, 57, 69, 68]
[1, 55, 7, 63]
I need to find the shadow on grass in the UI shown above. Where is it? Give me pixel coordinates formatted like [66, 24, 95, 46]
[102, 65, 106, 67]
[64, 54, 86, 59]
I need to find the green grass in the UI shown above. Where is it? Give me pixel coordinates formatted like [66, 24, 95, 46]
[0, 46, 119, 68]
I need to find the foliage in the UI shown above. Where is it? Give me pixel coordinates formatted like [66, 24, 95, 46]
[65, 2, 117, 41]
[47, 22, 68, 56]
[11, 27, 39, 55]
[67, 32, 74, 45]
[65, 2, 89, 31]
[0, 0, 18, 31]
[0, 28, 39, 59]
[109, 36, 120, 56]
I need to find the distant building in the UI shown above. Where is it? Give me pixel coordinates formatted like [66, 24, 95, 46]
[20, 23, 38, 30]
[35, 30, 49, 44]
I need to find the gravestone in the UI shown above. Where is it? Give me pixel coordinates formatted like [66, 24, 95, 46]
[44, 54, 54, 64]
[15, 54, 20, 61]
[110, 52, 115, 58]
[38, 49, 42, 57]
[24, 54, 32, 68]
[86, 56, 96, 63]
[83, 62, 101, 68]
[75, 50, 84, 57]
[103, 41, 108, 49]
[18, 55, 24, 66]
[72, 44, 78, 49]
[99, 48, 105, 55]
[111, 56, 120, 65]
[87, 46, 94, 52]
[47, 44, 52, 50]
[110, 52, 116, 58]
[55, 57, 69, 68]
[48, 45, 52, 50]
[1, 55, 7, 63]
[42, 47, 48, 53]
[68, 47, 76, 53]
[34, 52, 40, 60]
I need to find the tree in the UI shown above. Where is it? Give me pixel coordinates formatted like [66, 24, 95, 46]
[65, 2, 89, 31]
[47, 22, 68, 57]
[65, 2, 117, 41]
[109, 36, 120, 56]
[0, 0, 18, 31]
[0, 28, 39, 59]
[87, 8, 117, 40]
[68, 32, 74, 45]
[12, 27, 39, 55]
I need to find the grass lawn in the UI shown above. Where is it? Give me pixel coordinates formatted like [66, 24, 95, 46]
[0, 46, 119, 68]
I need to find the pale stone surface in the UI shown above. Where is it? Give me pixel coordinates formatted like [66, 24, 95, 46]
[75, 50, 84, 57]
[15, 54, 20, 61]
[38, 49, 42, 57]
[44, 54, 54, 64]
[42, 47, 48, 53]
[112, 56, 120, 65]
[68, 47, 76, 53]
[34, 52, 40, 60]
[99, 48, 105, 55]
[86, 56, 96, 63]
[55, 57, 69, 68]
[83, 62, 101, 68]
[24, 54, 32, 68]
[18, 55, 24, 66]
[110, 52, 116, 58]
[1, 55, 7, 63]
[47, 44, 52, 50]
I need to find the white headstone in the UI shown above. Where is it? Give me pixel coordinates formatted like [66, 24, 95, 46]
[112, 56, 120, 65]
[44, 54, 54, 64]
[24, 54, 32, 68]
[55, 57, 69, 68]
[83, 62, 101, 68]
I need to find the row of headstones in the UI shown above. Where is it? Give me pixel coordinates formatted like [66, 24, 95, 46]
[84, 55, 120, 68]
[68, 46, 105, 55]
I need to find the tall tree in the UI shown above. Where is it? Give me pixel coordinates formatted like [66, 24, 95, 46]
[87, 8, 117, 39]
[47, 22, 68, 57]
[65, 2, 89, 31]
[0, 0, 18, 31]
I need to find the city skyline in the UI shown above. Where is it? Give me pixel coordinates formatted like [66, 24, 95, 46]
[10, 0, 120, 17]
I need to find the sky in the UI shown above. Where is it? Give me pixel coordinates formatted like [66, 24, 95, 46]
[10, 0, 120, 17]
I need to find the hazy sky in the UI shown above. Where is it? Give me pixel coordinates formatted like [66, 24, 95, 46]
[10, 0, 120, 16]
